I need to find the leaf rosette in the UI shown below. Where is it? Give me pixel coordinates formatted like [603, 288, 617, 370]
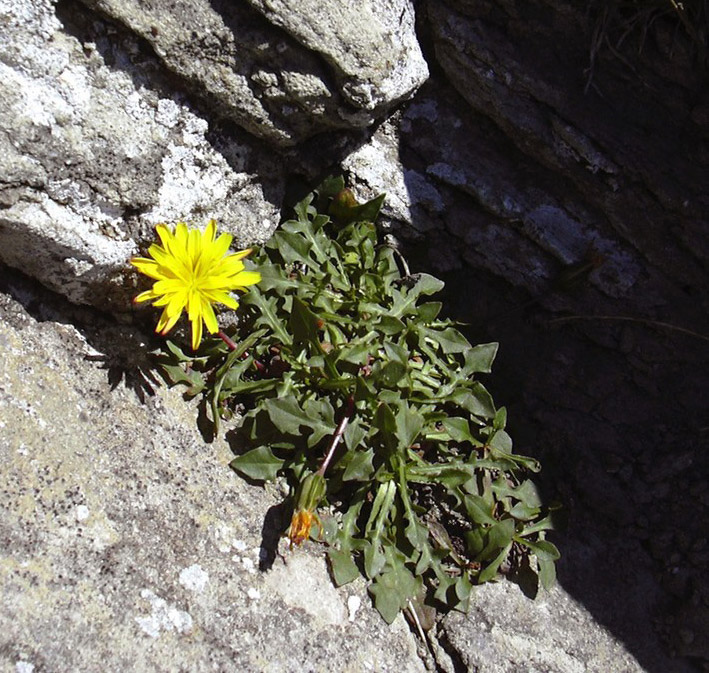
[160, 177, 559, 623]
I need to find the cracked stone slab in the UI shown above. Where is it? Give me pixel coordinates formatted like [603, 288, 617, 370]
[439, 582, 647, 673]
[0, 0, 280, 311]
[0, 286, 427, 673]
[79, 0, 428, 145]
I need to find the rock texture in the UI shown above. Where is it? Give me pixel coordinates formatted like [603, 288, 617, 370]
[0, 274, 661, 673]
[1, 0, 707, 670]
[440, 582, 646, 673]
[0, 0, 281, 310]
[79, 0, 428, 145]
[426, 0, 707, 308]
[0, 284, 427, 673]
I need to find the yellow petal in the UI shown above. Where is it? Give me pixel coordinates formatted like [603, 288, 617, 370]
[202, 219, 217, 246]
[203, 291, 239, 309]
[134, 289, 160, 304]
[187, 289, 203, 322]
[231, 270, 261, 287]
[130, 257, 166, 280]
[201, 298, 219, 334]
[156, 306, 180, 335]
[191, 316, 203, 351]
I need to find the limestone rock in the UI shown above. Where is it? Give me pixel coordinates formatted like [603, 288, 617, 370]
[0, 287, 427, 673]
[78, 0, 428, 145]
[0, 0, 280, 310]
[439, 582, 647, 673]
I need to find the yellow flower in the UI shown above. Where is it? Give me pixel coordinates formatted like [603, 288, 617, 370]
[131, 220, 260, 350]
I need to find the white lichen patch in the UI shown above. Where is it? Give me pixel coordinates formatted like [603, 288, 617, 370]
[178, 564, 209, 593]
[74, 504, 90, 522]
[246, 587, 261, 601]
[135, 589, 193, 638]
[347, 595, 361, 622]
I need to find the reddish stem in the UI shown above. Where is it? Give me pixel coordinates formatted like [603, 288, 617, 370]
[318, 395, 355, 476]
[218, 330, 238, 351]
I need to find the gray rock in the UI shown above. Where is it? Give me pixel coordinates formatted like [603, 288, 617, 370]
[0, 289, 427, 673]
[439, 582, 646, 673]
[79, 0, 428, 145]
[427, 0, 708, 308]
[0, 0, 280, 310]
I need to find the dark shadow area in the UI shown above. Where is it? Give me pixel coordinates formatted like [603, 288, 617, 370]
[257, 500, 291, 572]
[391, 3, 709, 667]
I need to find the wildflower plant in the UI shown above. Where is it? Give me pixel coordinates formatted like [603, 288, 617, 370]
[156, 178, 559, 625]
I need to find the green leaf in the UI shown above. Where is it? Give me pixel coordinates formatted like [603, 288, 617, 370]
[421, 326, 471, 354]
[363, 540, 387, 579]
[316, 175, 346, 199]
[383, 341, 409, 365]
[271, 229, 313, 267]
[376, 315, 406, 335]
[374, 402, 397, 437]
[489, 429, 513, 452]
[441, 417, 476, 444]
[407, 464, 474, 488]
[451, 383, 496, 419]
[516, 538, 561, 562]
[493, 407, 507, 431]
[368, 557, 420, 624]
[378, 360, 408, 387]
[464, 494, 497, 525]
[355, 193, 386, 223]
[241, 288, 292, 345]
[343, 417, 367, 451]
[263, 397, 310, 435]
[478, 543, 512, 583]
[328, 548, 360, 586]
[161, 364, 205, 394]
[395, 401, 425, 451]
[464, 528, 486, 557]
[453, 572, 473, 611]
[539, 558, 557, 590]
[342, 448, 375, 481]
[461, 342, 498, 375]
[220, 379, 278, 396]
[390, 274, 445, 318]
[289, 296, 321, 344]
[230, 446, 284, 481]
[417, 301, 442, 322]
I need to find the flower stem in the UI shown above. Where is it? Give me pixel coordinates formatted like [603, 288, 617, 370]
[218, 330, 238, 351]
[318, 395, 355, 477]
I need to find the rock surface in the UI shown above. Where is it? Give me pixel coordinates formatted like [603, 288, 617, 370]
[1, 0, 707, 670]
[440, 582, 646, 673]
[0, 284, 427, 673]
[0, 0, 281, 310]
[0, 273, 661, 673]
[79, 0, 427, 145]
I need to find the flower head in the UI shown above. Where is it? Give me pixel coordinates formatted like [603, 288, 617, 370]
[287, 471, 326, 547]
[131, 220, 260, 350]
[287, 508, 322, 548]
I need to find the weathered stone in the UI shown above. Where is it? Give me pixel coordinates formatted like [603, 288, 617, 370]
[78, 0, 428, 145]
[0, 0, 281, 310]
[426, 0, 708, 310]
[0, 286, 427, 673]
[440, 582, 647, 673]
[245, 0, 427, 113]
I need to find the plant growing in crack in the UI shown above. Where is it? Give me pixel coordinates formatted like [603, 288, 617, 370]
[137, 176, 560, 625]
